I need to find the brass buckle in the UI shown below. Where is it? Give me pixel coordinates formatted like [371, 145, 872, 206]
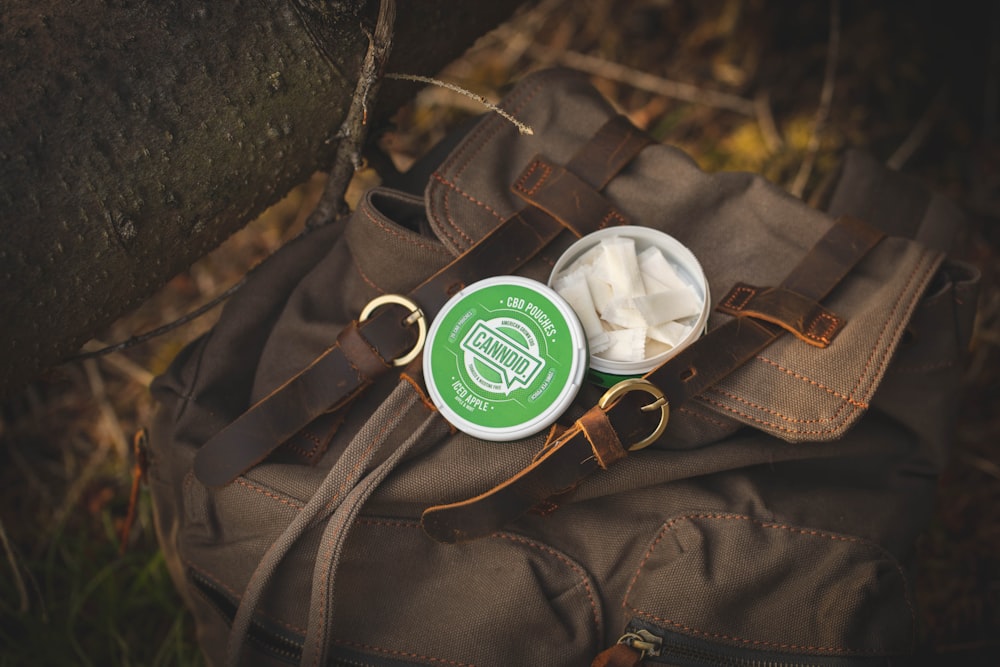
[358, 294, 427, 367]
[598, 378, 670, 451]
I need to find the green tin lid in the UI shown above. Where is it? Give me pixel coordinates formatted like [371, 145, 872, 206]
[423, 276, 588, 441]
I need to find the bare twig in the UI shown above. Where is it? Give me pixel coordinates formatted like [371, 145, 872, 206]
[95, 349, 156, 388]
[527, 45, 758, 117]
[65, 277, 247, 363]
[49, 361, 124, 533]
[887, 86, 948, 171]
[790, 0, 841, 198]
[306, 0, 397, 228]
[961, 451, 1000, 482]
[385, 73, 534, 135]
[0, 516, 30, 613]
[754, 91, 783, 153]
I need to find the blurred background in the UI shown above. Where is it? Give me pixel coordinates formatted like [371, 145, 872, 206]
[1, 1, 997, 664]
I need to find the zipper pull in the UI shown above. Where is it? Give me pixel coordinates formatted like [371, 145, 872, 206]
[591, 630, 663, 667]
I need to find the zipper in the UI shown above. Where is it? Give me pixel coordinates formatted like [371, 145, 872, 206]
[616, 621, 891, 667]
[188, 568, 427, 667]
[189, 569, 305, 664]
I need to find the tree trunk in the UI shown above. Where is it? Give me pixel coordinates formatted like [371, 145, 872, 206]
[0, 0, 525, 396]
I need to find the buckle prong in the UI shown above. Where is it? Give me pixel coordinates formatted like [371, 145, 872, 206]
[598, 378, 670, 450]
[359, 294, 427, 367]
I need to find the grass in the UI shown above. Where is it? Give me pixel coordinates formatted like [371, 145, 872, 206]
[2, 0, 998, 663]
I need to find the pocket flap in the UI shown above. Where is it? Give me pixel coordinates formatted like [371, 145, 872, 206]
[623, 513, 915, 656]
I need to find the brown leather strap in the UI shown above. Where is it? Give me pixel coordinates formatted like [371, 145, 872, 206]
[193, 116, 651, 487]
[420, 216, 885, 543]
[513, 157, 631, 235]
[715, 282, 845, 347]
[512, 116, 653, 235]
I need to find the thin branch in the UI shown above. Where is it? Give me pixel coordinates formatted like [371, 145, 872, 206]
[0, 516, 29, 613]
[306, 0, 397, 228]
[528, 44, 758, 117]
[385, 73, 534, 135]
[65, 276, 247, 363]
[886, 86, 948, 171]
[754, 91, 784, 153]
[790, 0, 841, 198]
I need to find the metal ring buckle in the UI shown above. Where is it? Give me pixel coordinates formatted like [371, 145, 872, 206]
[358, 294, 427, 367]
[598, 378, 670, 451]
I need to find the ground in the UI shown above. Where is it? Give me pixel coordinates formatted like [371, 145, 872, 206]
[1, 1, 998, 664]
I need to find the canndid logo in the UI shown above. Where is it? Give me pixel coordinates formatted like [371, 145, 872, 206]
[460, 318, 544, 395]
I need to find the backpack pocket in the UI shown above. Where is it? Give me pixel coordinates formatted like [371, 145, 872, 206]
[326, 519, 604, 667]
[618, 513, 914, 665]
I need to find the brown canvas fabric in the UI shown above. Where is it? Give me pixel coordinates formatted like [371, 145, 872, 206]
[147, 69, 978, 666]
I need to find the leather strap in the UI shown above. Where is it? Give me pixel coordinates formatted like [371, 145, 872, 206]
[194, 116, 650, 487]
[420, 216, 885, 543]
[512, 116, 652, 235]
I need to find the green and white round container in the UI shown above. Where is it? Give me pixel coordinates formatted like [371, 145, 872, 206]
[422, 276, 588, 441]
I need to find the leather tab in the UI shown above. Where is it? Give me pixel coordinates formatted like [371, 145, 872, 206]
[511, 115, 650, 237]
[716, 282, 845, 348]
[337, 322, 393, 378]
[513, 157, 630, 237]
[566, 115, 653, 189]
[578, 406, 627, 469]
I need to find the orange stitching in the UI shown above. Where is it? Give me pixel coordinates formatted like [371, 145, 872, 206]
[677, 405, 731, 429]
[722, 285, 756, 311]
[804, 311, 840, 344]
[699, 394, 861, 435]
[622, 513, 914, 654]
[400, 372, 439, 414]
[496, 532, 602, 634]
[354, 261, 386, 294]
[235, 478, 306, 510]
[280, 440, 314, 459]
[627, 610, 871, 654]
[707, 385, 867, 425]
[432, 172, 506, 221]
[362, 202, 444, 254]
[752, 356, 858, 403]
[330, 639, 477, 667]
[514, 159, 552, 196]
[599, 210, 626, 229]
[281, 429, 324, 461]
[356, 518, 602, 638]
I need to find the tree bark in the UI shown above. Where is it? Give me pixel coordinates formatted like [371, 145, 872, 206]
[0, 0, 525, 396]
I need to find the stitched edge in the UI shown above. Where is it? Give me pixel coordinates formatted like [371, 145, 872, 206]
[513, 159, 552, 196]
[621, 513, 916, 655]
[330, 639, 478, 667]
[359, 518, 603, 642]
[721, 285, 756, 311]
[235, 478, 306, 510]
[362, 199, 445, 255]
[803, 311, 841, 345]
[599, 209, 627, 229]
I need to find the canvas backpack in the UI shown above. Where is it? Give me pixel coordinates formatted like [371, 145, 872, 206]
[146, 68, 980, 666]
